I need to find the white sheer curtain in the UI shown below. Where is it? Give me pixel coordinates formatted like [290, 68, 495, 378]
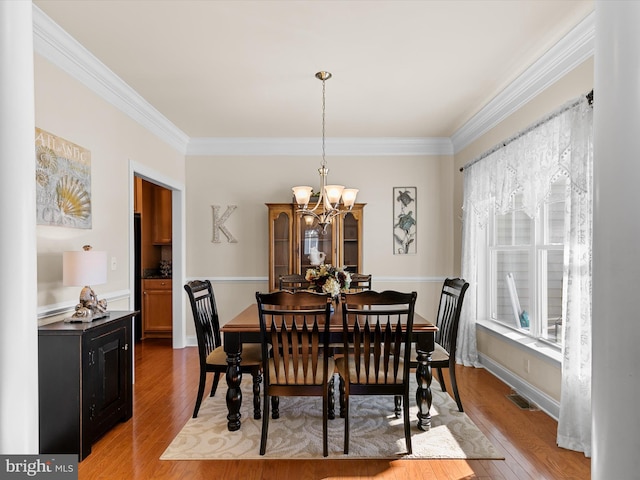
[459, 95, 593, 455]
[556, 99, 593, 456]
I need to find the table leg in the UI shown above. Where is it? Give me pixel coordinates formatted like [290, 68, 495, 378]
[224, 333, 243, 431]
[414, 337, 434, 431]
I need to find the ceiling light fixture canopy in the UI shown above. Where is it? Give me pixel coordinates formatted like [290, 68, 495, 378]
[292, 71, 358, 234]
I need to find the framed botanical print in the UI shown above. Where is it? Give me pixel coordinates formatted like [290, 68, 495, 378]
[393, 187, 416, 255]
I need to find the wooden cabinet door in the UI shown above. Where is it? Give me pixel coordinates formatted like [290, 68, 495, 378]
[338, 204, 364, 273]
[86, 323, 131, 442]
[142, 279, 172, 337]
[152, 186, 172, 245]
[266, 204, 293, 291]
[294, 213, 336, 274]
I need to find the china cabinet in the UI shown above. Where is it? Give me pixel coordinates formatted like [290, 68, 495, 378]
[266, 203, 364, 291]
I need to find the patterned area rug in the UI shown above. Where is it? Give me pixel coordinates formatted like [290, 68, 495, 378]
[161, 378, 503, 460]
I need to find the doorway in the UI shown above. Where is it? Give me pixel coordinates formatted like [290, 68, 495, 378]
[129, 160, 186, 351]
[134, 175, 173, 343]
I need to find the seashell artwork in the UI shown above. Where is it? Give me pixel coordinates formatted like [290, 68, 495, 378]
[34, 128, 92, 228]
[56, 175, 91, 220]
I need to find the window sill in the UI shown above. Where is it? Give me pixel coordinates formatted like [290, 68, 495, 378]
[476, 318, 562, 366]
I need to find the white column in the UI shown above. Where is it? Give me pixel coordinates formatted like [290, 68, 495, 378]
[592, 1, 640, 478]
[0, 2, 39, 453]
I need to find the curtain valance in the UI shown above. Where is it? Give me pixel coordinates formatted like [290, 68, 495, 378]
[463, 95, 592, 223]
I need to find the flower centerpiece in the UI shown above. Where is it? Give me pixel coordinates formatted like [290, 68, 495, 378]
[305, 264, 351, 298]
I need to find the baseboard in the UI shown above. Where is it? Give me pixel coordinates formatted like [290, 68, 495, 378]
[478, 352, 560, 420]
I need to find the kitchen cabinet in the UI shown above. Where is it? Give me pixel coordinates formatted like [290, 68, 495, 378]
[142, 278, 172, 338]
[266, 203, 364, 291]
[39, 311, 135, 460]
[152, 186, 172, 245]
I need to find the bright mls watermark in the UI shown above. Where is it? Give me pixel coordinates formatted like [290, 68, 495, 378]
[0, 455, 77, 479]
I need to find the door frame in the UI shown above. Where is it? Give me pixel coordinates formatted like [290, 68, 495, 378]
[128, 160, 186, 349]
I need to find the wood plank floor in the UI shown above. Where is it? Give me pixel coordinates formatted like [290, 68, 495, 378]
[78, 339, 590, 480]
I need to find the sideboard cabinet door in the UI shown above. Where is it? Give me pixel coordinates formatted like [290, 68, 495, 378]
[85, 322, 131, 443]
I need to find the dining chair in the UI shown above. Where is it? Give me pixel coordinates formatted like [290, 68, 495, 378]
[348, 273, 372, 292]
[278, 273, 310, 292]
[400, 277, 469, 412]
[184, 280, 262, 419]
[255, 290, 334, 456]
[337, 290, 417, 455]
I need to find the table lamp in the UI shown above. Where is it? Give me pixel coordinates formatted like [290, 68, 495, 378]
[63, 245, 108, 322]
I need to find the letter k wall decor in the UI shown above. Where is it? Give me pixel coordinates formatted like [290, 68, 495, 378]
[211, 205, 237, 243]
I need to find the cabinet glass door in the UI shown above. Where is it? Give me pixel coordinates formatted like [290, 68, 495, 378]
[342, 211, 360, 272]
[298, 215, 333, 273]
[273, 212, 290, 284]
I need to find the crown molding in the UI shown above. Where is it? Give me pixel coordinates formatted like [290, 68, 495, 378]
[32, 4, 592, 159]
[186, 136, 453, 156]
[32, 5, 190, 154]
[451, 11, 594, 154]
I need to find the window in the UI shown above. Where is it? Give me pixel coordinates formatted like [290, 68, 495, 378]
[487, 177, 566, 347]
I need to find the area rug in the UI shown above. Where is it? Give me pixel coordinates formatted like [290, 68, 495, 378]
[161, 378, 503, 460]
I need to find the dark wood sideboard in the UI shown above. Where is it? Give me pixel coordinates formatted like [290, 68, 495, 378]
[38, 310, 136, 460]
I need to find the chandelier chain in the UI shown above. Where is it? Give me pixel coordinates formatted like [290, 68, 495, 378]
[321, 77, 326, 168]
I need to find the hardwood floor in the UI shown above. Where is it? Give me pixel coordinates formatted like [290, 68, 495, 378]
[78, 339, 590, 480]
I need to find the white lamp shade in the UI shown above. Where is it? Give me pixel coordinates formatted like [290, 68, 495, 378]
[324, 185, 344, 205]
[292, 186, 313, 206]
[341, 188, 359, 207]
[63, 250, 108, 287]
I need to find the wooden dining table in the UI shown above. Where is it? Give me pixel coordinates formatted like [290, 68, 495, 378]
[221, 301, 438, 432]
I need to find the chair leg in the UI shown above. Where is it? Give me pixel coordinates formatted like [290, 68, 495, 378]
[437, 367, 447, 392]
[252, 368, 262, 420]
[338, 375, 346, 418]
[210, 372, 220, 397]
[193, 370, 207, 418]
[343, 389, 349, 455]
[403, 391, 412, 455]
[271, 395, 280, 419]
[327, 375, 336, 420]
[260, 391, 270, 455]
[449, 365, 464, 412]
[394, 394, 402, 418]
[322, 386, 329, 457]
[328, 374, 335, 420]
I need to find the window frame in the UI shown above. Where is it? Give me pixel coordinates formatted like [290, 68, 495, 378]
[482, 179, 566, 351]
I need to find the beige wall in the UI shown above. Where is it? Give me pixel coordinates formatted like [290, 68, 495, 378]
[185, 154, 455, 327]
[34, 54, 185, 323]
[453, 57, 594, 402]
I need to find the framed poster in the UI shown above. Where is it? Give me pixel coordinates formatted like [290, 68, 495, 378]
[393, 187, 416, 255]
[35, 128, 92, 229]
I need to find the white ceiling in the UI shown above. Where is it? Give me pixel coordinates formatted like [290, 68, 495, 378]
[33, 0, 593, 143]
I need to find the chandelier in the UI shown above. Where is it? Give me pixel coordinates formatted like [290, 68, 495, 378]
[292, 71, 358, 233]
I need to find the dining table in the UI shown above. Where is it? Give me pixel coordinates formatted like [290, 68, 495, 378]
[221, 301, 438, 432]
